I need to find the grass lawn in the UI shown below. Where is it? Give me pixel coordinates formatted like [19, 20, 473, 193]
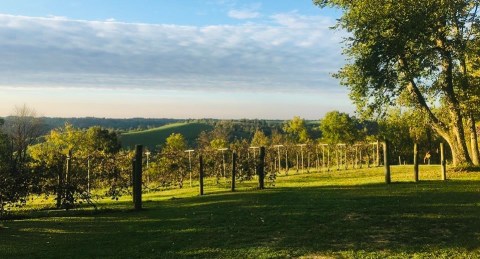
[1, 165, 480, 258]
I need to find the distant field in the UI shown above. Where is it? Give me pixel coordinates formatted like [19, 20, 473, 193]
[2, 166, 480, 258]
[120, 122, 213, 150]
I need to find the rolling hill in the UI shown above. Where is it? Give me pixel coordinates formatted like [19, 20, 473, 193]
[120, 122, 213, 150]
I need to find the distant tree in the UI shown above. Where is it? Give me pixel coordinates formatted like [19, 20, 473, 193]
[196, 131, 211, 150]
[251, 130, 270, 147]
[3, 105, 43, 173]
[165, 133, 187, 152]
[284, 116, 310, 143]
[210, 138, 228, 149]
[320, 111, 358, 144]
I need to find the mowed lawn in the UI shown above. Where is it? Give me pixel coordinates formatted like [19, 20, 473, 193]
[1, 165, 480, 258]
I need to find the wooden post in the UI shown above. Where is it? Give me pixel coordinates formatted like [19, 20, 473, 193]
[258, 147, 265, 189]
[359, 147, 363, 168]
[376, 140, 380, 166]
[296, 152, 299, 173]
[414, 143, 419, 182]
[336, 147, 339, 171]
[65, 149, 73, 208]
[285, 149, 289, 174]
[371, 143, 374, 168]
[327, 146, 330, 171]
[231, 152, 237, 192]
[384, 140, 391, 184]
[133, 145, 143, 210]
[199, 155, 204, 195]
[56, 170, 63, 208]
[441, 143, 447, 180]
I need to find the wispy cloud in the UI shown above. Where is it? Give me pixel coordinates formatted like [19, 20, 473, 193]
[0, 13, 345, 93]
[228, 9, 260, 19]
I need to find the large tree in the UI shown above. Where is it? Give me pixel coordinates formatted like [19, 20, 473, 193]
[315, 0, 480, 166]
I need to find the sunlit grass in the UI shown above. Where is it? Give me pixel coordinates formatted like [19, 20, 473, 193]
[1, 165, 480, 258]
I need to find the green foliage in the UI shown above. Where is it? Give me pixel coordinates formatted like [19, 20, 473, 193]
[210, 138, 228, 149]
[0, 129, 28, 219]
[29, 123, 129, 208]
[320, 111, 358, 144]
[315, 0, 480, 165]
[251, 130, 270, 147]
[283, 116, 310, 143]
[148, 133, 190, 189]
[165, 133, 187, 152]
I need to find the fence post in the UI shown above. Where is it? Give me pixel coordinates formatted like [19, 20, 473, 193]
[231, 151, 237, 192]
[199, 155, 204, 195]
[258, 147, 265, 189]
[133, 145, 143, 210]
[440, 143, 447, 180]
[376, 140, 380, 166]
[65, 149, 73, 208]
[384, 140, 391, 184]
[414, 143, 419, 182]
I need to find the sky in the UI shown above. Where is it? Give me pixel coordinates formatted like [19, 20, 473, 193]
[0, 0, 352, 119]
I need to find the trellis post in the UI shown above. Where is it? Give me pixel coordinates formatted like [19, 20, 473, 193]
[231, 151, 237, 192]
[441, 143, 447, 180]
[384, 140, 391, 184]
[199, 154, 204, 195]
[414, 143, 419, 182]
[258, 147, 265, 189]
[133, 145, 143, 210]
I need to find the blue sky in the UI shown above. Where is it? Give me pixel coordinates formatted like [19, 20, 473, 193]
[0, 0, 352, 119]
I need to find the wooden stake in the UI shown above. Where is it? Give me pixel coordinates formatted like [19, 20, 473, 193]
[231, 152, 237, 192]
[258, 147, 265, 189]
[414, 143, 419, 182]
[133, 145, 143, 210]
[441, 143, 447, 180]
[199, 155, 204, 195]
[384, 140, 391, 184]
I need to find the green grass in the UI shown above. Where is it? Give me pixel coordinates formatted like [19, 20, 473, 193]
[120, 122, 213, 150]
[1, 165, 480, 258]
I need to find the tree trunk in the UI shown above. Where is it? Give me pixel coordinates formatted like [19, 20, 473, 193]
[469, 114, 480, 166]
[438, 39, 472, 166]
[402, 56, 472, 167]
[445, 129, 470, 166]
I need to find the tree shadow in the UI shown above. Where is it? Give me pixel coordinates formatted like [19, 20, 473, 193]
[1, 180, 480, 258]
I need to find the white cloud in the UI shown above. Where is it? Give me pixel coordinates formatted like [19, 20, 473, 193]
[228, 9, 260, 19]
[0, 13, 346, 94]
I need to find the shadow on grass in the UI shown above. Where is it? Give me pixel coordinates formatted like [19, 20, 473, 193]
[1, 180, 480, 258]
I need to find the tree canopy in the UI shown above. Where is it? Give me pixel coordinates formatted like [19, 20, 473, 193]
[315, 0, 480, 165]
[320, 111, 358, 144]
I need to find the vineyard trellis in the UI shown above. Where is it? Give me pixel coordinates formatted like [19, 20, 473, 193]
[19, 138, 451, 213]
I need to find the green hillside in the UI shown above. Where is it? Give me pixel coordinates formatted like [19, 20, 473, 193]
[120, 122, 213, 150]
